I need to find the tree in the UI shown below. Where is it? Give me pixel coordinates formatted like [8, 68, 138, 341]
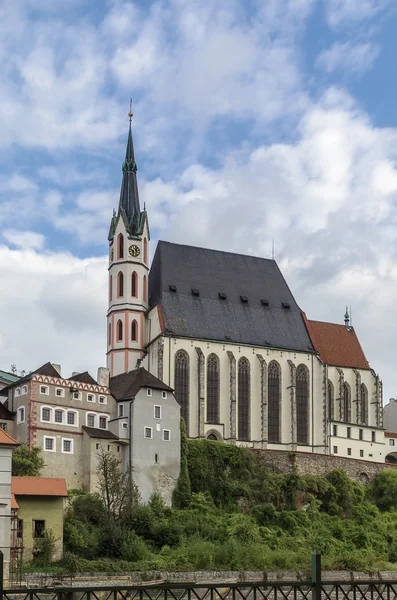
[12, 444, 45, 476]
[172, 418, 191, 508]
[373, 470, 397, 511]
[96, 447, 140, 521]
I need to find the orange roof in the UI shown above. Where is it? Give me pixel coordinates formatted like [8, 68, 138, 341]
[0, 430, 19, 446]
[11, 477, 68, 497]
[385, 432, 397, 438]
[304, 316, 370, 370]
[11, 494, 19, 509]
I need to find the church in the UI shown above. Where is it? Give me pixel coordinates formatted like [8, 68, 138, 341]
[107, 116, 386, 462]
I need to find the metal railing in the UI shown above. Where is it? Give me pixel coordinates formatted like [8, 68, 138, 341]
[1, 552, 397, 600]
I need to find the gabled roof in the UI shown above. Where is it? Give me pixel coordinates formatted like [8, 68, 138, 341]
[110, 367, 173, 401]
[149, 241, 315, 353]
[11, 477, 67, 497]
[5, 362, 61, 389]
[68, 372, 97, 385]
[305, 318, 370, 370]
[0, 370, 19, 385]
[0, 430, 19, 446]
[0, 403, 14, 420]
[82, 426, 119, 440]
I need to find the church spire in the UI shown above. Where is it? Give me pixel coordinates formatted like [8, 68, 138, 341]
[118, 104, 140, 229]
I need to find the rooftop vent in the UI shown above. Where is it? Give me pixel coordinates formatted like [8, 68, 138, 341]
[169, 285, 177, 293]
[191, 288, 200, 296]
[282, 302, 290, 309]
[225, 335, 231, 340]
[218, 292, 227, 300]
[261, 299, 269, 307]
[240, 295, 248, 303]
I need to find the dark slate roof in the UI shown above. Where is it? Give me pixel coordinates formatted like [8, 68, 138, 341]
[68, 372, 98, 385]
[149, 241, 315, 353]
[82, 426, 119, 440]
[110, 367, 173, 401]
[2, 362, 61, 392]
[0, 403, 14, 420]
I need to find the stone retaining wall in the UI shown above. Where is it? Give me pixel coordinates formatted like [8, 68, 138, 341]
[255, 449, 397, 482]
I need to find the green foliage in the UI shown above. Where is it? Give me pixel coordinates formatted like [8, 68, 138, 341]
[373, 470, 397, 511]
[12, 444, 45, 476]
[33, 530, 57, 567]
[172, 418, 191, 508]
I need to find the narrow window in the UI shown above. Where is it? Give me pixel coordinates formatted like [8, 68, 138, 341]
[360, 384, 368, 425]
[237, 357, 250, 441]
[108, 322, 111, 346]
[54, 410, 63, 423]
[33, 520, 45, 539]
[343, 383, 351, 423]
[163, 429, 170, 441]
[67, 412, 76, 425]
[117, 271, 124, 297]
[155, 453, 159, 464]
[333, 425, 337, 437]
[296, 364, 309, 445]
[347, 448, 352, 456]
[144, 427, 152, 439]
[62, 439, 73, 453]
[131, 272, 137, 297]
[268, 361, 281, 443]
[117, 319, 123, 342]
[143, 275, 147, 302]
[17, 519, 23, 539]
[390, 439, 395, 446]
[131, 320, 138, 341]
[206, 354, 220, 424]
[347, 427, 351, 439]
[372, 431, 376, 442]
[96, 443, 100, 450]
[327, 380, 334, 421]
[87, 414, 95, 428]
[118, 404, 124, 417]
[99, 416, 107, 429]
[154, 405, 161, 419]
[147, 388, 152, 397]
[360, 449, 364, 457]
[17, 407, 25, 423]
[44, 437, 54, 451]
[109, 274, 113, 302]
[118, 233, 124, 259]
[162, 391, 167, 399]
[359, 429, 363, 440]
[144, 238, 148, 264]
[42, 408, 51, 422]
[333, 446, 338, 454]
[174, 350, 190, 432]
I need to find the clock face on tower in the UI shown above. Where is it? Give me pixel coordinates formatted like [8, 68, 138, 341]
[129, 244, 140, 257]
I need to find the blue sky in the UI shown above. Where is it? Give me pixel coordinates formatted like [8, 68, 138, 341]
[2, 0, 397, 400]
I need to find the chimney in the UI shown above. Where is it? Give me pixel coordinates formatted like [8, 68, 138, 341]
[97, 367, 110, 388]
[71, 371, 79, 378]
[51, 363, 62, 376]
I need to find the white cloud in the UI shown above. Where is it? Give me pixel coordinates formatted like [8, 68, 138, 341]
[325, 0, 393, 27]
[3, 229, 45, 250]
[316, 41, 379, 75]
[0, 245, 107, 377]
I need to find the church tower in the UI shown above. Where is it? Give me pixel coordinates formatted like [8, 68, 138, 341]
[107, 112, 149, 377]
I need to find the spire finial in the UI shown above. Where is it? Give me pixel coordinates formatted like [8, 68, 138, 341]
[344, 306, 350, 329]
[128, 98, 133, 123]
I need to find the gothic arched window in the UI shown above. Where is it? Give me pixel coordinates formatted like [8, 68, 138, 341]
[174, 350, 190, 431]
[117, 233, 124, 259]
[343, 382, 351, 423]
[131, 320, 138, 342]
[116, 319, 123, 342]
[108, 322, 111, 346]
[268, 360, 281, 443]
[206, 354, 220, 424]
[238, 357, 250, 441]
[360, 383, 368, 425]
[109, 275, 112, 302]
[296, 364, 309, 445]
[131, 272, 137, 297]
[143, 275, 147, 302]
[327, 380, 334, 421]
[117, 271, 124, 298]
[144, 238, 148, 264]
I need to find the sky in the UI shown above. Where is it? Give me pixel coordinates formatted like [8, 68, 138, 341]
[1, 0, 397, 400]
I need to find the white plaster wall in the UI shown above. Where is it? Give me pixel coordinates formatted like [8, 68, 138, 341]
[329, 422, 386, 462]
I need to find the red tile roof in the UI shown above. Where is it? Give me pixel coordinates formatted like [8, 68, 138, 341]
[385, 432, 397, 438]
[0, 430, 19, 446]
[304, 316, 370, 370]
[11, 494, 19, 509]
[11, 477, 68, 497]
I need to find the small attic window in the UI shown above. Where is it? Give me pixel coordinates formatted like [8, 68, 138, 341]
[282, 302, 291, 309]
[218, 292, 227, 300]
[261, 299, 269, 307]
[169, 285, 177, 293]
[240, 295, 248, 303]
[191, 288, 200, 296]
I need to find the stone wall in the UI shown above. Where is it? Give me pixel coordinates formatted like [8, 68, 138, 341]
[255, 448, 397, 482]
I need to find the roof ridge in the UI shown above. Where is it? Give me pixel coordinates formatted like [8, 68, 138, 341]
[157, 240, 276, 263]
